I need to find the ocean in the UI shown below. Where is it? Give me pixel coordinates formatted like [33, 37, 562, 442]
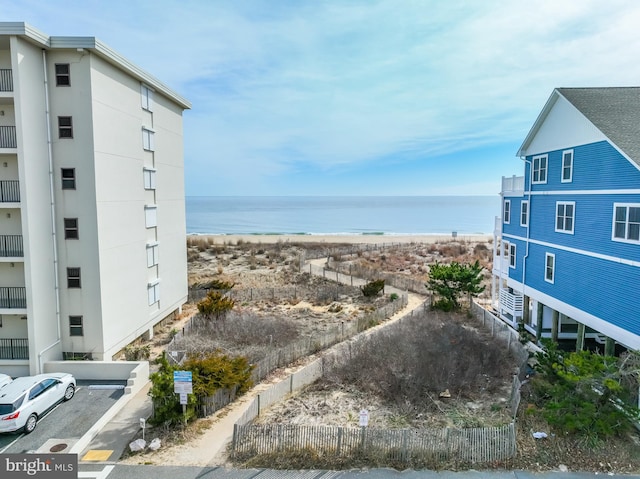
[186, 196, 500, 236]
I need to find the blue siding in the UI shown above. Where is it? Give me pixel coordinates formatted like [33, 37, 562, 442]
[524, 141, 640, 191]
[528, 193, 640, 262]
[501, 197, 528, 238]
[506, 237, 526, 282]
[524, 244, 640, 337]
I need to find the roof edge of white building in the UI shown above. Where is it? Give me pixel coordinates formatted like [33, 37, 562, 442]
[0, 21, 191, 110]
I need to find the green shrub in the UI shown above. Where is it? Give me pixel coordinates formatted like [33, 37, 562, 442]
[530, 341, 640, 438]
[361, 279, 385, 297]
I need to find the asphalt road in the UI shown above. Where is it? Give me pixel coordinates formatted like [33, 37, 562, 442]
[0, 380, 124, 454]
[77, 464, 640, 479]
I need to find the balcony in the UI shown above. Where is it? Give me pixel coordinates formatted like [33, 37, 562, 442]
[0, 338, 28, 360]
[0, 287, 26, 309]
[493, 253, 510, 276]
[499, 288, 523, 321]
[0, 180, 19, 202]
[0, 69, 12, 92]
[501, 175, 524, 196]
[0, 126, 17, 148]
[494, 216, 502, 235]
[0, 235, 22, 257]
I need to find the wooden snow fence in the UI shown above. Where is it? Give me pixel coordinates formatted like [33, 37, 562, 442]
[232, 423, 516, 464]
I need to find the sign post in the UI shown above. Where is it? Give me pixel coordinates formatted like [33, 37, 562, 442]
[140, 418, 146, 441]
[173, 370, 193, 426]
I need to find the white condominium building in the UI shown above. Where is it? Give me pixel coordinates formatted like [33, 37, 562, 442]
[0, 23, 191, 376]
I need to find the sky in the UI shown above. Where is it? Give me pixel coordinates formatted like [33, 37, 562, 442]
[3, 1, 640, 197]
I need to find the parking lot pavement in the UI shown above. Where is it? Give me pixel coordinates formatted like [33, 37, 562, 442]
[0, 380, 125, 455]
[78, 381, 152, 463]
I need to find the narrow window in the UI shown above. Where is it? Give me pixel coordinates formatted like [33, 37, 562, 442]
[532, 155, 548, 184]
[509, 243, 516, 268]
[555, 202, 575, 233]
[69, 316, 83, 336]
[148, 281, 160, 305]
[146, 243, 159, 267]
[145, 206, 157, 228]
[141, 84, 154, 112]
[520, 200, 529, 227]
[55, 64, 70, 86]
[612, 204, 640, 242]
[142, 127, 154, 151]
[67, 267, 81, 288]
[143, 168, 156, 190]
[503, 199, 511, 224]
[58, 116, 73, 138]
[64, 218, 79, 239]
[545, 253, 555, 283]
[561, 150, 573, 183]
[61, 168, 76, 189]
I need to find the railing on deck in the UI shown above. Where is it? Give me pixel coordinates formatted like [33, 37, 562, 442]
[501, 175, 524, 195]
[0, 126, 17, 149]
[0, 287, 27, 308]
[0, 338, 28, 360]
[0, 69, 13, 92]
[0, 235, 23, 257]
[0, 180, 19, 202]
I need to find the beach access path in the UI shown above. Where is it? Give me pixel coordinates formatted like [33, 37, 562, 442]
[122, 256, 426, 467]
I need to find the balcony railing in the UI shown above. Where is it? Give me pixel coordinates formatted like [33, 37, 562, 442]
[0, 180, 19, 202]
[0, 235, 23, 257]
[0, 69, 12, 92]
[0, 126, 17, 148]
[501, 175, 524, 196]
[499, 288, 524, 319]
[493, 253, 510, 274]
[0, 338, 28, 360]
[0, 287, 26, 308]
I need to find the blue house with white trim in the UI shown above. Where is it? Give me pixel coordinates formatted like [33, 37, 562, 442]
[492, 87, 640, 352]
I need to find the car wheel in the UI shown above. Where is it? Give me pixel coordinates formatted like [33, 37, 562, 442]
[63, 384, 75, 401]
[24, 413, 37, 434]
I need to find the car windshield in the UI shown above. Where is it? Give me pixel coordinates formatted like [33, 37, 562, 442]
[0, 394, 25, 415]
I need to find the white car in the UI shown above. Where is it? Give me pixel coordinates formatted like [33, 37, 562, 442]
[0, 374, 11, 389]
[0, 373, 76, 433]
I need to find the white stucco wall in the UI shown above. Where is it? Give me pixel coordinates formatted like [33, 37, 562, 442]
[11, 37, 61, 374]
[1, 30, 188, 371]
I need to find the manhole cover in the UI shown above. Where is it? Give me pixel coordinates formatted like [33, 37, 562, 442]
[49, 443, 67, 453]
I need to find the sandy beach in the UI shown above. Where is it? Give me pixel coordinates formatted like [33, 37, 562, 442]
[189, 233, 493, 245]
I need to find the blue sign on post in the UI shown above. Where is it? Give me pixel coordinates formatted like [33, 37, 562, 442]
[173, 370, 193, 395]
[173, 371, 192, 382]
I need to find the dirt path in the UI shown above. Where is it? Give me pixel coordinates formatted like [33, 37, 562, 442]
[122, 259, 426, 467]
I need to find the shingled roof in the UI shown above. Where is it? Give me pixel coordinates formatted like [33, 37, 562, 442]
[556, 87, 640, 167]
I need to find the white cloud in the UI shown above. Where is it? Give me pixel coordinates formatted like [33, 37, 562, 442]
[4, 0, 640, 194]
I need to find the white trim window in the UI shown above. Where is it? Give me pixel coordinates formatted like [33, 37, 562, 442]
[69, 316, 83, 336]
[141, 84, 154, 112]
[509, 243, 516, 269]
[555, 201, 575, 234]
[503, 199, 511, 224]
[148, 280, 160, 305]
[142, 127, 155, 151]
[532, 155, 548, 184]
[545, 253, 555, 283]
[561, 150, 573, 183]
[147, 243, 159, 267]
[520, 200, 529, 227]
[143, 167, 156, 190]
[145, 205, 157, 228]
[612, 203, 640, 243]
